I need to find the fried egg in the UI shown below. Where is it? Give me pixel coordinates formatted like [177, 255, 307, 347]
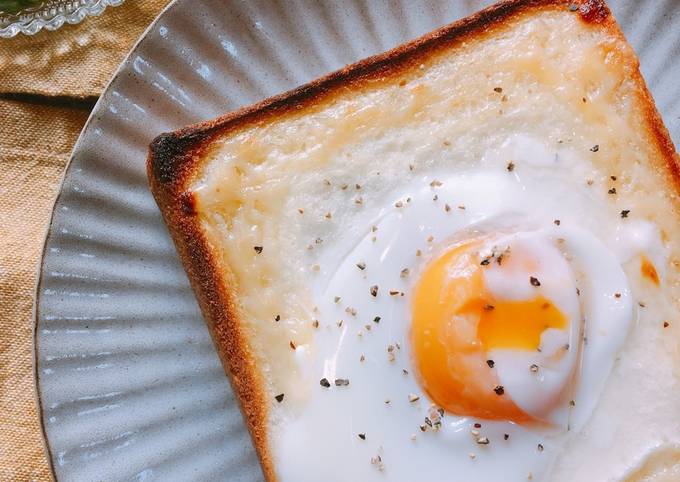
[412, 227, 630, 431]
[273, 135, 665, 482]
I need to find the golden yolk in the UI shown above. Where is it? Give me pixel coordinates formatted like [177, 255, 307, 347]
[411, 241, 568, 422]
[476, 298, 567, 351]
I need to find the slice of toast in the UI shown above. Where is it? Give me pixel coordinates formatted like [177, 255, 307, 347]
[147, 1, 680, 480]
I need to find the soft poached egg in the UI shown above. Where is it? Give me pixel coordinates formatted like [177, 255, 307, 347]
[274, 136, 660, 482]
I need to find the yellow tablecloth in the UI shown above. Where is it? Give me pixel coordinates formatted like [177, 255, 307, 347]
[0, 2, 169, 479]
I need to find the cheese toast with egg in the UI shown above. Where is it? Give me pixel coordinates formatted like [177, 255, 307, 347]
[148, 1, 680, 480]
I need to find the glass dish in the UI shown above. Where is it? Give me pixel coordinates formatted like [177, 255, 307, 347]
[0, 0, 124, 38]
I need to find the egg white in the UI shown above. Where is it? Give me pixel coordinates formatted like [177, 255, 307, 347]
[274, 137, 654, 482]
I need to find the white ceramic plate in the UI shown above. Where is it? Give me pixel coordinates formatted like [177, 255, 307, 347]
[35, 1, 680, 480]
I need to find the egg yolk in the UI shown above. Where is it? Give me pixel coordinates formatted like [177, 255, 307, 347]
[411, 241, 568, 422]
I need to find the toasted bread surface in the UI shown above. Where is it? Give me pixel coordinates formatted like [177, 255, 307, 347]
[147, 1, 679, 480]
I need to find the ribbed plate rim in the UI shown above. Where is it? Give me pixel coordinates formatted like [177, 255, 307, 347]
[31, 1, 182, 478]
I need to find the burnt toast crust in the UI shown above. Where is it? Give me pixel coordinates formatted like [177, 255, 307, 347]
[147, 1, 679, 480]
